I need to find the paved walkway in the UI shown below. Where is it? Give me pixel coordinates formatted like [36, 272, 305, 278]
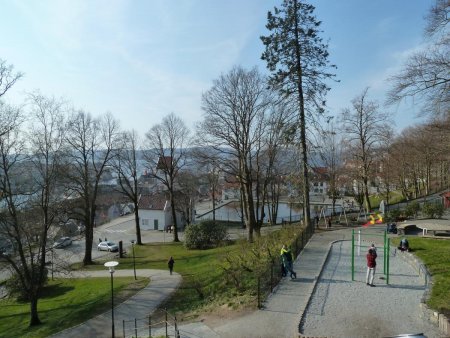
[50, 225, 443, 337]
[201, 229, 352, 338]
[173, 225, 442, 338]
[51, 269, 181, 338]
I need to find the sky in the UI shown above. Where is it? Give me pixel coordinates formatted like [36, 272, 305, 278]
[0, 0, 434, 137]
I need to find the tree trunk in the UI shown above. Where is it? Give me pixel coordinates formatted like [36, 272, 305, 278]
[134, 206, 142, 245]
[170, 192, 180, 242]
[243, 180, 256, 241]
[212, 186, 216, 222]
[83, 222, 93, 265]
[29, 295, 41, 326]
[363, 176, 371, 213]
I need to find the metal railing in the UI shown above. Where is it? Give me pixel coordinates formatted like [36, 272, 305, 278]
[122, 308, 180, 338]
[256, 223, 314, 308]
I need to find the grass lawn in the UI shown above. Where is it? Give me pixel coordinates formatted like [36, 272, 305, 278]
[82, 224, 306, 320]
[392, 237, 450, 316]
[0, 277, 147, 338]
[81, 241, 243, 317]
[369, 191, 405, 209]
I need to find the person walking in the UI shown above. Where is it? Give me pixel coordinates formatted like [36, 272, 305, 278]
[280, 245, 297, 279]
[168, 256, 175, 275]
[280, 252, 287, 277]
[366, 248, 377, 287]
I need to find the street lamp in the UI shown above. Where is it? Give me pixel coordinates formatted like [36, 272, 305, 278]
[104, 261, 119, 338]
[130, 239, 136, 280]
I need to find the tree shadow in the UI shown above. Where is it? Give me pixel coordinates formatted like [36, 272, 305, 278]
[40, 283, 75, 299]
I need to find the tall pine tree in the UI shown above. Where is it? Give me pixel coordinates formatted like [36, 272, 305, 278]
[261, 0, 336, 229]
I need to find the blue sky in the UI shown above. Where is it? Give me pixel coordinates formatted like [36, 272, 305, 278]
[0, 0, 433, 136]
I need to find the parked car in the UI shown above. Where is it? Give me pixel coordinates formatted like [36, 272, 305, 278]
[97, 241, 119, 252]
[53, 237, 72, 249]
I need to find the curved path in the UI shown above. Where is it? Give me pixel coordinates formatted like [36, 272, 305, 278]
[174, 227, 443, 338]
[50, 226, 444, 338]
[51, 269, 181, 338]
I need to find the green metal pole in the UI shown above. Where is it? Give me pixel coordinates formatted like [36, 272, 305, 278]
[351, 229, 355, 281]
[383, 231, 387, 275]
[387, 238, 390, 284]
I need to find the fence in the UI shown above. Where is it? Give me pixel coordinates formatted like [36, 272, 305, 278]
[386, 195, 444, 212]
[122, 308, 180, 338]
[256, 222, 314, 308]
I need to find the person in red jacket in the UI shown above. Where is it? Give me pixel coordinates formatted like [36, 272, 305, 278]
[366, 248, 377, 287]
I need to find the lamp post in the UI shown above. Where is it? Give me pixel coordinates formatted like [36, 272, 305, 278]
[104, 261, 119, 338]
[130, 239, 136, 280]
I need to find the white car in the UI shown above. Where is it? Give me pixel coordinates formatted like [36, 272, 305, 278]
[97, 241, 119, 252]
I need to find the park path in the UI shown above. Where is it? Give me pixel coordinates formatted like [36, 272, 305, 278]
[174, 226, 443, 338]
[50, 269, 181, 338]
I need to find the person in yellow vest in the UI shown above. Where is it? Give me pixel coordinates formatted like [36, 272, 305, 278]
[280, 245, 297, 279]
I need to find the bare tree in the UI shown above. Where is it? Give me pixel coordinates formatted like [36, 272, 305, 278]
[0, 58, 23, 98]
[198, 66, 272, 241]
[258, 102, 295, 226]
[176, 170, 199, 226]
[340, 88, 391, 213]
[189, 147, 222, 222]
[318, 122, 343, 217]
[113, 130, 143, 245]
[0, 93, 67, 326]
[65, 111, 119, 265]
[377, 126, 396, 207]
[387, 0, 449, 117]
[144, 113, 190, 242]
[425, 0, 450, 36]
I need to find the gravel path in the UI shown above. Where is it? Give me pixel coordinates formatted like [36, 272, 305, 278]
[301, 240, 442, 338]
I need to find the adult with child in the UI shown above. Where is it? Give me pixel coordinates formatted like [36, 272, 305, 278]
[399, 237, 409, 252]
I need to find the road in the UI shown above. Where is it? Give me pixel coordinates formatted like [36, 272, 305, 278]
[0, 215, 182, 282]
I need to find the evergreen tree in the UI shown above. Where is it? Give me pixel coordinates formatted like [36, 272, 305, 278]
[261, 0, 336, 229]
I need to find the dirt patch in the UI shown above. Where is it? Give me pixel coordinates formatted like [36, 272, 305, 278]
[193, 304, 255, 328]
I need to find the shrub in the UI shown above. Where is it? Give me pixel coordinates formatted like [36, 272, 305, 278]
[385, 209, 401, 222]
[404, 201, 420, 218]
[184, 220, 229, 249]
[422, 202, 444, 219]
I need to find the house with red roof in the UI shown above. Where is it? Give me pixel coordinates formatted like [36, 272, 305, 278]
[138, 192, 186, 231]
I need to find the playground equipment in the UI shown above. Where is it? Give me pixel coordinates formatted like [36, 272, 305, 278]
[317, 204, 349, 227]
[351, 229, 391, 284]
[337, 204, 349, 226]
[363, 212, 383, 227]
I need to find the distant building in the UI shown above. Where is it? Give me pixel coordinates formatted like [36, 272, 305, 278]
[138, 193, 186, 231]
[310, 167, 329, 196]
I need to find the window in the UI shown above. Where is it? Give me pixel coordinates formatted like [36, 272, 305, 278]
[142, 219, 149, 226]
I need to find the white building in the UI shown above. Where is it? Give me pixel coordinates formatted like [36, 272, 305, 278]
[138, 193, 185, 231]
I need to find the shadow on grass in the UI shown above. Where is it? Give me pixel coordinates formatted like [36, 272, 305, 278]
[40, 283, 75, 299]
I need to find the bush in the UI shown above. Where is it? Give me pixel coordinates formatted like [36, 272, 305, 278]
[404, 201, 420, 218]
[385, 209, 401, 222]
[184, 220, 229, 249]
[422, 202, 444, 219]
